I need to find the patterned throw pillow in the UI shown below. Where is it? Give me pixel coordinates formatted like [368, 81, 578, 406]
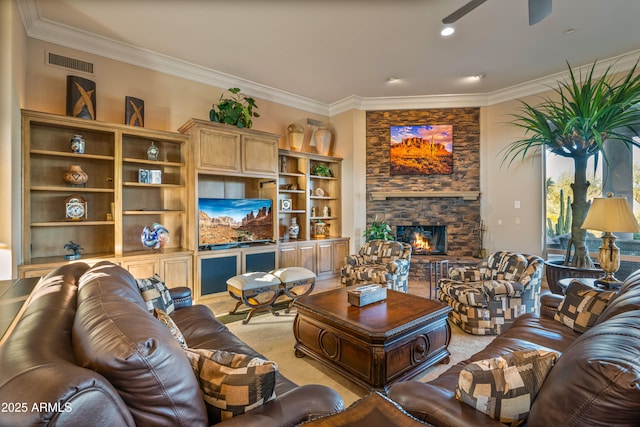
[136, 274, 175, 315]
[153, 308, 187, 349]
[456, 349, 559, 426]
[184, 348, 278, 421]
[554, 280, 616, 333]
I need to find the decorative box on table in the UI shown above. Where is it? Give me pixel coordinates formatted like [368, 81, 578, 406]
[347, 284, 387, 307]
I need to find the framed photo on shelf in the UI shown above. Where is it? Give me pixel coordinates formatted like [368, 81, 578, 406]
[280, 199, 292, 211]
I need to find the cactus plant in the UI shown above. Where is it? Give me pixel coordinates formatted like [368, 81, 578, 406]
[547, 189, 572, 237]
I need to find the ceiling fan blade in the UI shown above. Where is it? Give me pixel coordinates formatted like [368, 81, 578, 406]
[442, 0, 488, 24]
[529, 0, 552, 25]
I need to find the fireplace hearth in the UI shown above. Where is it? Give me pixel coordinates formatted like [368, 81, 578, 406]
[396, 225, 446, 255]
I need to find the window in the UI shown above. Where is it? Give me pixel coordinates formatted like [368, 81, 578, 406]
[545, 144, 640, 279]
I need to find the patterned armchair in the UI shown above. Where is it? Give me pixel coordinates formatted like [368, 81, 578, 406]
[438, 251, 544, 335]
[340, 240, 412, 292]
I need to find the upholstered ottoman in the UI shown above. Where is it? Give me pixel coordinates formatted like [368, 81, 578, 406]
[227, 272, 282, 324]
[271, 266, 316, 312]
[227, 267, 316, 324]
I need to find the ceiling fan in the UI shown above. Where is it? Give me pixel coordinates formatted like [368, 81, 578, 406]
[442, 0, 552, 26]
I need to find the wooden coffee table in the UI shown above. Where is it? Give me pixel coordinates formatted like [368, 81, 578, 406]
[293, 286, 451, 392]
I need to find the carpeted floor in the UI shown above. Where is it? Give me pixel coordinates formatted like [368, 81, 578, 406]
[226, 312, 494, 407]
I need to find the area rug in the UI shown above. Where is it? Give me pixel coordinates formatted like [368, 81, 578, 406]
[226, 312, 494, 407]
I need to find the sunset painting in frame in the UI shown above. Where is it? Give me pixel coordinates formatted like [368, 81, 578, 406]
[390, 125, 453, 175]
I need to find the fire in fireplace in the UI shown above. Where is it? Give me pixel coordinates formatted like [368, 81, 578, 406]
[396, 225, 447, 255]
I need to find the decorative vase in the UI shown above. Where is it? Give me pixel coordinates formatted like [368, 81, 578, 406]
[288, 217, 300, 240]
[313, 127, 332, 156]
[287, 123, 304, 151]
[141, 223, 170, 250]
[62, 165, 88, 185]
[70, 135, 85, 154]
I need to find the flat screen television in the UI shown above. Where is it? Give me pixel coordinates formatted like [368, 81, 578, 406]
[198, 198, 273, 246]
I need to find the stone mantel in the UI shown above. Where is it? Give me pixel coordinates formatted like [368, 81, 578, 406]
[370, 191, 480, 201]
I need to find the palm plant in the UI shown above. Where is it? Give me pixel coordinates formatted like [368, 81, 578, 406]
[503, 59, 640, 268]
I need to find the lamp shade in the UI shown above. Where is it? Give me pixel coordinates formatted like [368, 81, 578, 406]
[581, 194, 640, 233]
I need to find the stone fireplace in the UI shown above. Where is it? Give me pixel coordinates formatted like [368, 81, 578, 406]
[366, 108, 481, 275]
[396, 225, 447, 255]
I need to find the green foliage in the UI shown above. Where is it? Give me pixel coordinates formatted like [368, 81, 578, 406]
[311, 164, 333, 177]
[503, 59, 640, 267]
[363, 220, 393, 242]
[210, 87, 260, 128]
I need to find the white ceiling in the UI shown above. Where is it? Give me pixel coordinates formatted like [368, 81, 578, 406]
[17, 0, 640, 113]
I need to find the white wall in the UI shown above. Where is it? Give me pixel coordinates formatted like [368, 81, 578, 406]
[481, 99, 545, 256]
[331, 109, 366, 253]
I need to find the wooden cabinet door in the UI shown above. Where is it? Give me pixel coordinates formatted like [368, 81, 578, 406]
[316, 241, 333, 276]
[278, 245, 299, 268]
[197, 128, 241, 172]
[123, 258, 160, 279]
[298, 243, 317, 272]
[333, 239, 350, 274]
[242, 135, 278, 176]
[160, 256, 192, 288]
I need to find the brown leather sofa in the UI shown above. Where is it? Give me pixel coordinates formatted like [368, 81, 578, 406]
[388, 269, 640, 426]
[0, 261, 344, 426]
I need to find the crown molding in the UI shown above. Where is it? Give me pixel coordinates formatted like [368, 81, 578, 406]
[486, 49, 640, 105]
[17, 0, 640, 117]
[17, 0, 330, 116]
[330, 93, 488, 115]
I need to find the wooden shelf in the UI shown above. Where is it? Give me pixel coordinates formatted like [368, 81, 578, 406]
[123, 157, 183, 167]
[123, 182, 183, 188]
[31, 220, 115, 227]
[280, 189, 306, 194]
[31, 186, 114, 192]
[310, 175, 338, 181]
[21, 110, 190, 280]
[124, 210, 184, 215]
[30, 149, 114, 161]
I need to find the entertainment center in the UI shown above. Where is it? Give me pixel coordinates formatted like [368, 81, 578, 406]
[19, 112, 348, 304]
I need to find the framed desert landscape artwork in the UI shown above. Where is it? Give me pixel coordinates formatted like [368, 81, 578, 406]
[390, 125, 453, 175]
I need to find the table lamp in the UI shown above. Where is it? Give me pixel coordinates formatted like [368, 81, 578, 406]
[581, 193, 640, 287]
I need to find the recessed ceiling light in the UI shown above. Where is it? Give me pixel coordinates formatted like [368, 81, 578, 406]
[472, 73, 485, 80]
[387, 76, 401, 84]
[441, 26, 455, 37]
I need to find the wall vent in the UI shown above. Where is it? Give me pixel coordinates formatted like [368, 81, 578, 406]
[46, 51, 94, 75]
[307, 118, 324, 127]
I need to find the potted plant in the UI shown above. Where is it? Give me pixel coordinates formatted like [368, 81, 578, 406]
[364, 219, 394, 242]
[503, 60, 640, 284]
[209, 87, 259, 128]
[311, 164, 333, 177]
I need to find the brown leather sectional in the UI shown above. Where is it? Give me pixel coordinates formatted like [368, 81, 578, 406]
[0, 261, 344, 426]
[388, 270, 640, 426]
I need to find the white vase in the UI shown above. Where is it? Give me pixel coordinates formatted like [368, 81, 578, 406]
[287, 123, 304, 151]
[313, 127, 332, 156]
[288, 217, 300, 239]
